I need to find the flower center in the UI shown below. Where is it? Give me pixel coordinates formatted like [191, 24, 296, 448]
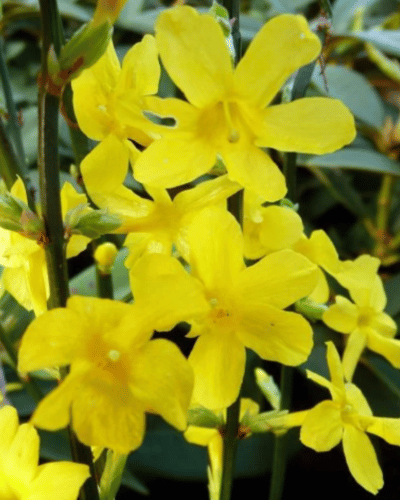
[107, 349, 121, 362]
[208, 297, 236, 331]
[222, 101, 240, 143]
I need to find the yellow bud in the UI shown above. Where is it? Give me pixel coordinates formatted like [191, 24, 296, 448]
[94, 242, 118, 274]
[92, 0, 128, 26]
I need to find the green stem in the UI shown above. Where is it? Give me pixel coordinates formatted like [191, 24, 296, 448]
[0, 37, 35, 209]
[268, 366, 293, 500]
[219, 1, 242, 498]
[38, 1, 99, 499]
[219, 399, 240, 500]
[0, 115, 19, 189]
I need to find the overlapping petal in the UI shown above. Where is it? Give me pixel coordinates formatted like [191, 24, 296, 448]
[323, 296, 359, 333]
[300, 400, 343, 452]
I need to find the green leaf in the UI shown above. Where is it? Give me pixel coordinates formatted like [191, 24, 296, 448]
[299, 149, 400, 176]
[311, 65, 385, 129]
[331, 0, 379, 32]
[384, 272, 400, 317]
[348, 29, 400, 57]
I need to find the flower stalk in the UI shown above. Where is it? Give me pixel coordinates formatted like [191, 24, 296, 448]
[37, 1, 100, 499]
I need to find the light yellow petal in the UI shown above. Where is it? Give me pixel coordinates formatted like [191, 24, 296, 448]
[0, 405, 19, 458]
[370, 312, 397, 338]
[305, 229, 339, 271]
[186, 207, 244, 292]
[117, 34, 160, 97]
[72, 41, 120, 140]
[237, 304, 313, 365]
[129, 253, 209, 331]
[326, 341, 346, 394]
[364, 417, 400, 446]
[30, 462, 90, 500]
[60, 181, 88, 218]
[258, 205, 304, 253]
[174, 175, 241, 215]
[185, 426, 218, 446]
[234, 14, 321, 108]
[26, 252, 49, 316]
[342, 425, 383, 495]
[80, 134, 135, 209]
[350, 275, 386, 311]
[257, 98, 356, 154]
[31, 367, 85, 431]
[10, 176, 28, 202]
[222, 142, 287, 201]
[345, 383, 373, 417]
[131, 339, 193, 431]
[2, 266, 35, 312]
[268, 409, 309, 429]
[342, 329, 367, 381]
[235, 249, 318, 310]
[66, 234, 91, 259]
[334, 254, 380, 292]
[322, 296, 359, 333]
[307, 268, 329, 303]
[155, 6, 232, 107]
[306, 370, 334, 394]
[4, 423, 39, 485]
[189, 332, 245, 410]
[134, 135, 216, 188]
[300, 400, 343, 452]
[18, 308, 85, 373]
[367, 334, 400, 369]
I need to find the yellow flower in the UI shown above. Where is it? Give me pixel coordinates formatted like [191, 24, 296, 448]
[0, 405, 89, 500]
[292, 229, 381, 303]
[0, 180, 91, 316]
[323, 275, 398, 381]
[272, 342, 400, 494]
[130, 6, 356, 200]
[81, 143, 241, 265]
[131, 207, 318, 409]
[18, 296, 194, 453]
[92, 0, 128, 26]
[73, 35, 160, 180]
[243, 190, 304, 260]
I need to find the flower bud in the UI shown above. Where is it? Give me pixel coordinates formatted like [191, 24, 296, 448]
[187, 407, 224, 429]
[295, 297, 328, 322]
[66, 204, 121, 239]
[92, 0, 129, 27]
[94, 242, 118, 274]
[255, 368, 281, 411]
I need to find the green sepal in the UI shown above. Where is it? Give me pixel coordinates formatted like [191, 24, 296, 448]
[187, 407, 224, 429]
[66, 203, 121, 238]
[295, 297, 328, 322]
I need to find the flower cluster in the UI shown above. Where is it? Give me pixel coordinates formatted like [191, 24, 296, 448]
[1, 4, 398, 498]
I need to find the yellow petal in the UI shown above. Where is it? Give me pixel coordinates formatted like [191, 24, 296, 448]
[129, 253, 209, 331]
[2, 266, 37, 313]
[60, 181, 88, 218]
[364, 417, 400, 446]
[0, 406, 19, 457]
[237, 304, 313, 365]
[26, 251, 49, 316]
[30, 462, 90, 500]
[370, 312, 397, 338]
[342, 329, 367, 381]
[300, 400, 343, 452]
[72, 41, 120, 140]
[257, 98, 356, 154]
[66, 234, 91, 259]
[345, 383, 373, 417]
[186, 207, 244, 292]
[350, 275, 386, 311]
[189, 332, 245, 410]
[326, 341, 346, 394]
[307, 268, 329, 303]
[155, 6, 232, 107]
[367, 334, 400, 369]
[258, 205, 304, 252]
[18, 308, 85, 373]
[184, 426, 218, 446]
[222, 142, 287, 201]
[71, 368, 146, 453]
[322, 296, 359, 333]
[235, 249, 318, 310]
[4, 423, 39, 485]
[116, 34, 160, 97]
[131, 339, 193, 431]
[342, 425, 383, 494]
[80, 134, 134, 209]
[334, 254, 380, 291]
[133, 135, 216, 188]
[234, 14, 321, 108]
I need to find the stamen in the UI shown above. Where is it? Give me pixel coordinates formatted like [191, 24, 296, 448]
[222, 101, 240, 143]
[107, 349, 121, 362]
